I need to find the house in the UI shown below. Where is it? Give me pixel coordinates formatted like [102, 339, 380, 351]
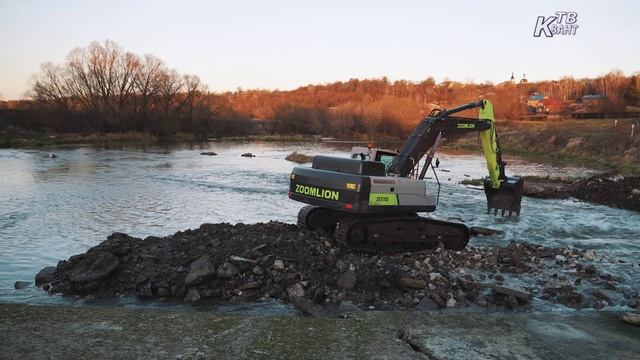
[527, 93, 545, 113]
[581, 94, 605, 112]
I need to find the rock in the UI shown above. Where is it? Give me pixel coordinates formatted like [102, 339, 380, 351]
[446, 297, 457, 308]
[487, 255, 498, 266]
[336, 270, 357, 290]
[241, 153, 256, 158]
[430, 293, 446, 308]
[252, 265, 264, 275]
[292, 297, 326, 317]
[14, 281, 32, 289]
[47, 153, 57, 158]
[216, 262, 239, 278]
[584, 265, 598, 275]
[287, 283, 305, 298]
[136, 281, 153, 298]
[200, 152, 217, 156]
[620, 313, 640, 326]
[185, 256, 216, 285]
[184, 288, 201, 302]
[285, 152, 314, 163]
[156, 287, 170, 297]
[469, 227, 504, 237]
[67, 253, 119, 283]
[273, 260, 285, 270]
[555, 255, 567, 263]
[399, 278, 427, 289]
[336, 300, 361, 316]
[35, 266, 56, 286]
[202, 288, 221, 298]
[237, 281, 260, 291]
[416, 297, 439, 311]
[429, 272, 442, 281]
[492, 285, 532, 301]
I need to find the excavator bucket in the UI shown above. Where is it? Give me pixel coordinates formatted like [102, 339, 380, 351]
[483, 176, 524, 216]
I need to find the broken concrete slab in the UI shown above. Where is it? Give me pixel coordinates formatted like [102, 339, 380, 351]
[492, 284, 533, 301]
[621, 312, 640, 326]
[291, 297, 326, 317]
[469, 226, 504, 237]
[398, 277, 427, 289]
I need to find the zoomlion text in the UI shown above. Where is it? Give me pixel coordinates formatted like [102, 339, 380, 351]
[295, 184, 340, 200]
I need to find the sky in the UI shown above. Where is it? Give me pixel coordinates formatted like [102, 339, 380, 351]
[1, 0, 639, 100]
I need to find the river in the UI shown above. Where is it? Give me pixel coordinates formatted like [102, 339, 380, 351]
[1, 141, 639, 307]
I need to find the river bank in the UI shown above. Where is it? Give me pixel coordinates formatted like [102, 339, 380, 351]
[0, 131, 202, 148]
[3, 117, 639, 175]
[447, 118, 640, 175]
[461, 171, 640, 212]
[2, 303, 639, 359]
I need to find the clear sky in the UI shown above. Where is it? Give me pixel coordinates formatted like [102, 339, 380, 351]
[1, 0, 639, 99]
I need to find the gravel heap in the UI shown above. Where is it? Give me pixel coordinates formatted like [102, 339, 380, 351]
[35, 222, 639, 315]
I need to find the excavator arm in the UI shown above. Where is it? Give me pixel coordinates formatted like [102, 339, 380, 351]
[387, 99, 524, 216]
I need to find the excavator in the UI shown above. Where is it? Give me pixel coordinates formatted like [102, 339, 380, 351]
[288, 99, 523, 252]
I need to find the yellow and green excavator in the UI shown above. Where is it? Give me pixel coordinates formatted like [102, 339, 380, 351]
[288, 99, 524, 252]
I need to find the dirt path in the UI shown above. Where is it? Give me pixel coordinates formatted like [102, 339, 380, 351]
[1, 303, 639, 359]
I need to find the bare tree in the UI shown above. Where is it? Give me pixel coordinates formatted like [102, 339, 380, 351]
[29, 40, 209, 134]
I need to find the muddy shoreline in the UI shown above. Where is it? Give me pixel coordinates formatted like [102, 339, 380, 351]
[524, 172, 640, 211]
[34, 221, 639, 315]
[462, 171, 640, 212]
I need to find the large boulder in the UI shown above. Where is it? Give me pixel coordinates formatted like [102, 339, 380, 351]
[185, 256, 216, 285]
[35, 266, 57, 286]
[67, 253, 120, 283]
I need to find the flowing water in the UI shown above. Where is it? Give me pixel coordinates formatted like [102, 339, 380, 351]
[1, 141, 639, 309]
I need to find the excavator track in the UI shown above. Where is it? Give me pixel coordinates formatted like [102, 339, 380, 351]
[334, 215, 469, 253]
[297, 205, 338, 231]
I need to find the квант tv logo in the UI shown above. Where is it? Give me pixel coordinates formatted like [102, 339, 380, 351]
[533, 11, 578, 37]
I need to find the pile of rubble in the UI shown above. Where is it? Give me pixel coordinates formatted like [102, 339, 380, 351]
[35, 222, 639, 315]
[524, 172, 640, 212]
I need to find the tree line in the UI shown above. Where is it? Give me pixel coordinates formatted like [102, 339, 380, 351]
[16, 40, 247, 137]
[1, 40, 639, 140]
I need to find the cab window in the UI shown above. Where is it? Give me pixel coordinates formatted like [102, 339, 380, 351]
[352, 153, 369, 160]
[378, 154, 395, 170]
